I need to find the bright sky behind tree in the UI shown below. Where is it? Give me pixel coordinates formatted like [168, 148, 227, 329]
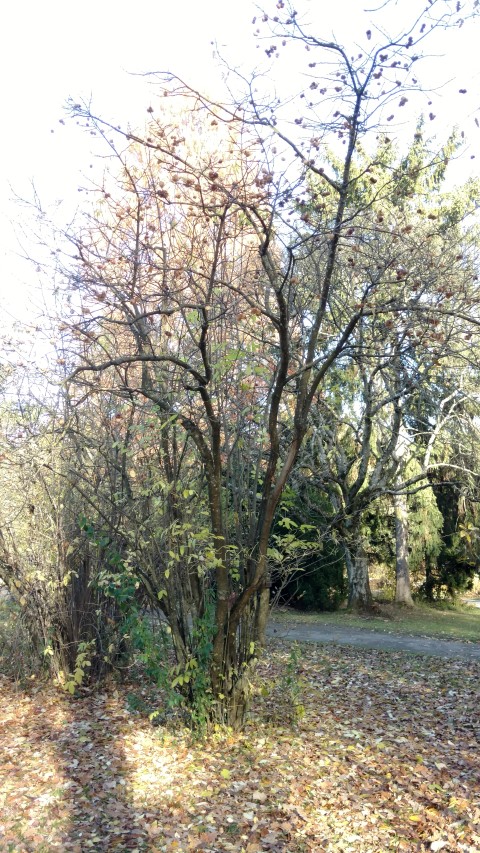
[1, 0, 479, 335]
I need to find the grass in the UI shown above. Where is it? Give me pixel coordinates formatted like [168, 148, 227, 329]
[271, 600, 480, 643]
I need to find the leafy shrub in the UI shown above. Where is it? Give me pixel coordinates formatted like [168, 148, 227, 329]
[281, 547, 347, 611]
[419, 556, 477, 601]
[0, 595, 39, 682]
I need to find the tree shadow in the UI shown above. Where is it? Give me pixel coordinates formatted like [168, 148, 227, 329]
[0, 674, 153, 851]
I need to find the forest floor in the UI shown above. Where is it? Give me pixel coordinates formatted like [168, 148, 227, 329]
[0, 631, 479, 852]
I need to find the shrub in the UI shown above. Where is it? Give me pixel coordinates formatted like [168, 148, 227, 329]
[280, 547, 347, 611]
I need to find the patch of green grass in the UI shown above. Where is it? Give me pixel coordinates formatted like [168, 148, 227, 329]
[271, 602, 480, 642]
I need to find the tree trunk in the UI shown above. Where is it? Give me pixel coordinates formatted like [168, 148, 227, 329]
[394, 490, 414, 606]
[346, 538, 373, 609]
[424, 554, 436, 602]
[255, 581, 271, 647]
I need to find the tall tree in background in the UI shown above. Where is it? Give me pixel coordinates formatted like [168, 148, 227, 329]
[284, 124, 480, 607]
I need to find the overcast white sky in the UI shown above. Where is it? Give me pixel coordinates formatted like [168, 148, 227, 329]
[1, 0, 479, 335]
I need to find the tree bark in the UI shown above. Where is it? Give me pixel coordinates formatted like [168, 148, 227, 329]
[346, 537, 373, 609]
[394, 490, 414, 606]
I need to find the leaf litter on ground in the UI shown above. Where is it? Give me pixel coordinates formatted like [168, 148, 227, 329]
[0, 639, 478, 852]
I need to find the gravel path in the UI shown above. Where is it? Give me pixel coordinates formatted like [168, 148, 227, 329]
[268, 619, 480, 660]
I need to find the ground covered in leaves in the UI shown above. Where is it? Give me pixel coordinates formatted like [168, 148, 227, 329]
[0, 640, 479, 852]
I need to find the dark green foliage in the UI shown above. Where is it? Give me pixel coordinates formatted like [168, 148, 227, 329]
[127, 594, 217, 734]
[420, 554, 477, 601]
[421, 480, 480, 600]
[281, 547, 347, 611]
[271, 483, 347, 611]
[362, 501, 395, 569]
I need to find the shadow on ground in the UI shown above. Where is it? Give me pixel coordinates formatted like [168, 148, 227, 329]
[0, 638, 479, 852]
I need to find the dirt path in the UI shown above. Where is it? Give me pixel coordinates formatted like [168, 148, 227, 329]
[268, 618, 480, 660]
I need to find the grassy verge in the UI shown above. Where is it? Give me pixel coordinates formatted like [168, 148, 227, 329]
[271, 601, 480, 642]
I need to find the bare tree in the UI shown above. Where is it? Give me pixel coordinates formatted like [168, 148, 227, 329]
[35, 0, 480, 725]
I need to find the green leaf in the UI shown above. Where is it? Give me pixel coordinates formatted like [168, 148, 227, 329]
[278, 516, 298, 530]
